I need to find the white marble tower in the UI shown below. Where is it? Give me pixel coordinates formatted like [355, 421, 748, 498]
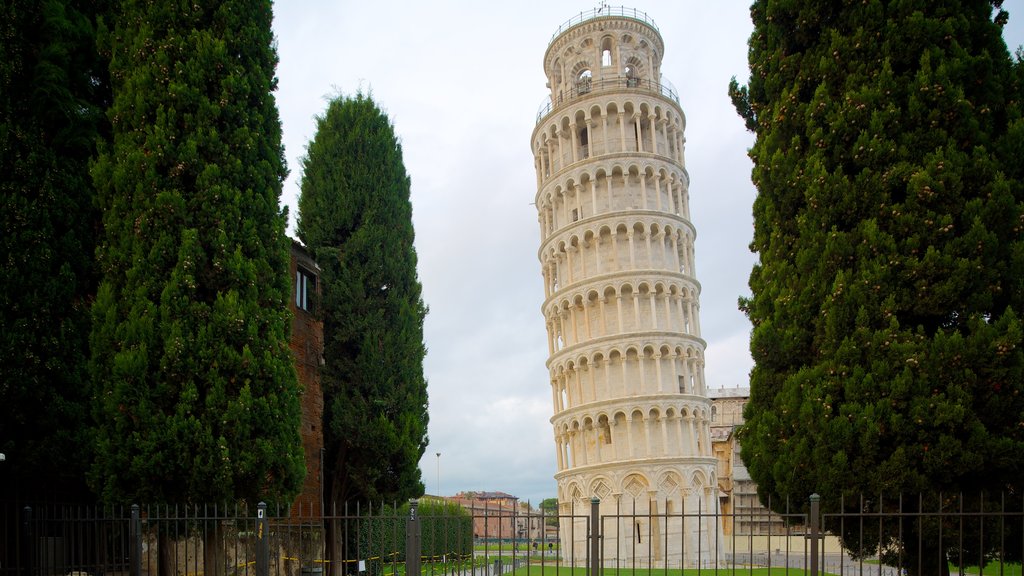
[531, 6, 720, 566]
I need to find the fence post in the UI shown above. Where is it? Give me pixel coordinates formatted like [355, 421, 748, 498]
[406, 499, 421, 576]
[808, 494, 820, 576]
[588, 498, 600, 576]
[131, 505, 142, 576]
[256, 502, 269, 576]
[21, 506, 33, 576]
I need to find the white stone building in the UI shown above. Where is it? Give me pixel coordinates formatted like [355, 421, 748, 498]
[531, 6, 721, 567]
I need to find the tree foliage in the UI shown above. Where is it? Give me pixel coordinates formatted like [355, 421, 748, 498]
[297, 92, 429, 509]
[732, 1, 1024, 572]
[89, 0, 303, 506]
[0, 0, 108, 500]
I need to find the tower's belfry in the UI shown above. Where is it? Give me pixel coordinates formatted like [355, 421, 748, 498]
[531, 6, 720, 566]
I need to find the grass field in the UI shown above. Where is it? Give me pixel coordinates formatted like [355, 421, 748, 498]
[506, 567, 822, 576]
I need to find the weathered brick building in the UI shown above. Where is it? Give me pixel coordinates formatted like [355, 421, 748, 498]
[289, 240, 324, 519]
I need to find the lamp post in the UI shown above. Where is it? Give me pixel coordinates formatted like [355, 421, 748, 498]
[435, 452, 441, 498]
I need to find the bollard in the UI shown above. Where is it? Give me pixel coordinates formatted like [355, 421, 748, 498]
[256, 502, 269, 576]
[808, 494, 820, 576]
[405, 499, 421, 576]
[588, 498, 601, 576]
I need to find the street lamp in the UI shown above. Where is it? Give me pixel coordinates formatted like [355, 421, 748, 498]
[435, 452, 441, 497]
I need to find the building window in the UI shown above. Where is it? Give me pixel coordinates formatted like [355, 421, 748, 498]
[296, 267, 316, 312]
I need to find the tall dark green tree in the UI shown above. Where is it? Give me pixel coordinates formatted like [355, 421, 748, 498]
[0, 0, 108, 500]
[732, 1, 1024, 573]
[89, 0, 304, 507]
[296, 91, 428, 519]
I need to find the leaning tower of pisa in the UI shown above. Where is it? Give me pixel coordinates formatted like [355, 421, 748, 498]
[531, 6, 720, 566]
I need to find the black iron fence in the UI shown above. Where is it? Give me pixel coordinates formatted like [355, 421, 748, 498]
[3, 494, 1022, 576]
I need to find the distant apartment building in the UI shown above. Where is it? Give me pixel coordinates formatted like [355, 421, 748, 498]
[444, 492, 552, 542]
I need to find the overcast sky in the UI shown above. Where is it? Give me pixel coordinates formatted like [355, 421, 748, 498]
[271, 2, 1024, 506]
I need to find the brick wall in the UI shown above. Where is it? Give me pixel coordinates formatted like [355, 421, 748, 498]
[289, 240, 324, 519]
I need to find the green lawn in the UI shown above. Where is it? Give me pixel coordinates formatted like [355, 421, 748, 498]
[507, 566, 826, 576]
[949, 563, 1022, 576]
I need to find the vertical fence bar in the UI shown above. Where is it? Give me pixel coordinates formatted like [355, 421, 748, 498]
[808, 494, 820, 576]
[131, 505, 141, 576]
[256, 502, 268, 576]
[406, 499, 421, 576]
[588, 498, 600, 576]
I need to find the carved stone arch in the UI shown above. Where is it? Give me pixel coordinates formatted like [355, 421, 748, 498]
[568, 481, 585, 505]
[571, 292, 585, 311]
[664, 406, 677, 419]
[602, 284, 617, 302]
[619, 281, 634, 299]
[573, 108, 588, 125]
[635, 280, 652, 295]
[606, 100, 620, 118]
[547, 121, 560, 140]
[589, 103, 603, 120]
[590, 476, 614, 500]
[577, 354, 590, 373]
[624, 221, 643, 242]
[647, 406, 661, 420]
[571, 60, 593, 80]
[624, 344, 641, 360]
[690, 469, 708, 492]
[658, 470, 683, 495]
[559, 114, 573, 134]
[622, 100, 636, 118]
[623, 55, 644, 79]
[613, 409, 628, 425]
[658, 342, 672, 358]
[608, 341, 626, 356]
[622, 473, 650, 500]
[641, 343, 657, 359]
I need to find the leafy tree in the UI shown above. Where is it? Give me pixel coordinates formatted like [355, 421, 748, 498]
[0, 0, 108, 500]
[539, 497, 559, 527]
[731, 1, 1024, 574]
[297, 92, 429, 573]
[89, 0, 304, 508]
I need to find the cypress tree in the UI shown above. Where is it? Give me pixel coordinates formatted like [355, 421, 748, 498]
[297, 91, 428, 520]
[732, 2, 1024, 573]
[0, 0, 108, 500]
[89, 0, 304, 507]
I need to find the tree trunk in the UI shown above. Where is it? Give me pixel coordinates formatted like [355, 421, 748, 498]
[158, 531, 174, 576]
[203, 521, 225, 576]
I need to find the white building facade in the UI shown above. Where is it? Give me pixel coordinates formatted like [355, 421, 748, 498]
[531, 7, 721, 567]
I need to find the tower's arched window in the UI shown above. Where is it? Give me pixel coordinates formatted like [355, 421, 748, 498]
[602, 49, 612, 67]
[625, 65, 639, 87]
[577, 69, 593, 94]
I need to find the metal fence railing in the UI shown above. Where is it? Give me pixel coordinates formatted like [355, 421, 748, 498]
[3, 493, 1022, 576]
